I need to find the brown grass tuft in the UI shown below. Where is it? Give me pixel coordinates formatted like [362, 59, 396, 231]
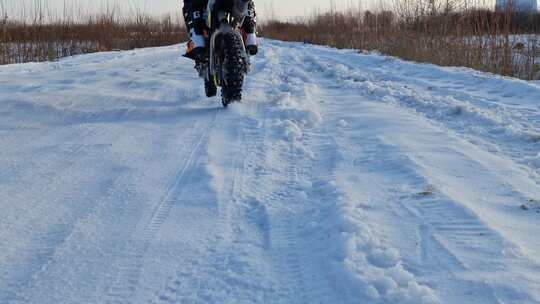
[261, 2, 540, 80]
[0, 5, 186, 64]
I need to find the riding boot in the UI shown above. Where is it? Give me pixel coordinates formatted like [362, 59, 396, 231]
[242, 0, 258, 56]
[184, 9, 207, 61]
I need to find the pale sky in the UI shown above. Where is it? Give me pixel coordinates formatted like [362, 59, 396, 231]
[1, 0, 499, 20]
[0, 0, 376, 20]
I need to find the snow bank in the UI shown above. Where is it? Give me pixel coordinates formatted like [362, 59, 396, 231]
[291, 42, 540, 178]
[327, 192, 439, 303]
[256, 46, 323, 158]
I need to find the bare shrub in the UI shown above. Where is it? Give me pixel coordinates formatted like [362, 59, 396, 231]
[0, 5, 186, 64]
[261, 1, 540, 80]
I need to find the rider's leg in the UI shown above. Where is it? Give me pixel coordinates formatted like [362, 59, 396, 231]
[183, 0, 208, 59]
[242, 0, 258, 55]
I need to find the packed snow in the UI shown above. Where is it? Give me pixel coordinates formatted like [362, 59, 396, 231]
[0, 39, 539, 303]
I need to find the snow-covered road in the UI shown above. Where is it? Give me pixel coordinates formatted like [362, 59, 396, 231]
[1, 40, 540, 303]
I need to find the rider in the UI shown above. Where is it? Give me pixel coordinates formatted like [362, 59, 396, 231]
[182, 0, 258, 60]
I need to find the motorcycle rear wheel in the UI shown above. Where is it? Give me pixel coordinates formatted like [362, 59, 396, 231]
[220, 32, 245, 107]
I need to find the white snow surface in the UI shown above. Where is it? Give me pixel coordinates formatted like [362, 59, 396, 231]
[1, 40, 540, 303]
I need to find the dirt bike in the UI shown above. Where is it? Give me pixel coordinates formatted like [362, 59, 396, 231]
[195, 0, 252, 107]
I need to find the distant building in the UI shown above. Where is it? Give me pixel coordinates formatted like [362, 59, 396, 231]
[496, 0, 538, 11]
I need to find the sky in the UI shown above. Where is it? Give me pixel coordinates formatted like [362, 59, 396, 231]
[0, 0, 375, 20]
[1, 0, 502, 20]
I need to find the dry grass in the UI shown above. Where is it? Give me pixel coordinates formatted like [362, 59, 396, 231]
[0, 5, 186, 64]
[2, 0, 540, 80]
[261, 2, 540, 80]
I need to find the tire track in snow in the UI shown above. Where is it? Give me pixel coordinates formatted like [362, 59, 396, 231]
[147, 100, 340, 303]
[239, 125, 273, 252]
[0, 125, 108, 304]
[298, 45, 540, 183]
[340, 124, 539, 302]
[252, 131, 340, 303]
[246, 45, 342, 303]
[105, 114, 217, 304]
[12, 176, 138, 304]
[262, 147, 309, 303]
[423, 207, 527, 299]
[149, 105, 273, 304]
[228, 118, 311, 302]
[276, 136, 350, 304]
[402, 192, 538, 302]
